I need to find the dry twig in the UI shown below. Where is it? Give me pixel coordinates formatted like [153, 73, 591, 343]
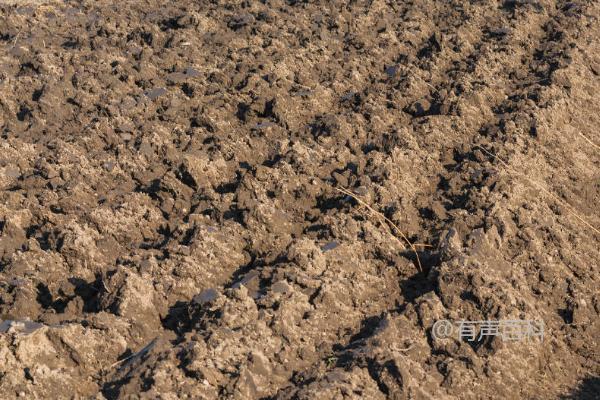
[576, 132, 600, 152]
[336, 187, 423, 273]
[476, 145, 600, 237]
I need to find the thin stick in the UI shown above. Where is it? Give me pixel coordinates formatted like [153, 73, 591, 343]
[107, 338, 157, 370]
[576, 132, 600, 152]
[12, 30, 21, 48]
[476, 145, 600, 236]
[336, 187, 423, 273]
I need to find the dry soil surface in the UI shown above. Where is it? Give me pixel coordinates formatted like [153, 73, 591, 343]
[0, 0, 599, 399]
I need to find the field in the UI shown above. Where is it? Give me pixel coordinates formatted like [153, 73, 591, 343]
[0, 0, 599, 398]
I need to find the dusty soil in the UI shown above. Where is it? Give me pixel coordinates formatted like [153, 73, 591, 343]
[0, 0, 599, 399]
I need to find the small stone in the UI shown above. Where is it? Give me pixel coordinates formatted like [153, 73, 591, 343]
[185, 67, 200, 77]
[145, 87, 167, 100]
[166, 72, 187, 83]
[321, 241, 339, 252]
[385, 65, 398, 77]
[193, 288, 219, 305]
[233, 270, 259, 288]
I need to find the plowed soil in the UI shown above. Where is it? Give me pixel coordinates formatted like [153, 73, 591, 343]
[0, 0, 599, 399]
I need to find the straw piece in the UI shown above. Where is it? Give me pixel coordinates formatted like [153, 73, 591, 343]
[336, 187, 423, 273]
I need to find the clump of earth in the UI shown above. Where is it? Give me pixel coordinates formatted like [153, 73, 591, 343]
[0, 0, 599, 399]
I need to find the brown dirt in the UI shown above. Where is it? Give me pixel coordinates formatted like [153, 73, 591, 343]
[0, 0, 599, 399]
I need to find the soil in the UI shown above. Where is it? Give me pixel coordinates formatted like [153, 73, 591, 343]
[0, 0, 599, 399]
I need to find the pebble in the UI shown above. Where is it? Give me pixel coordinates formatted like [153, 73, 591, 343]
[185, 67, 200, 77]
[385, 65, 398, 77]
[193, 288, 219, 305]
[321, 241, 339, 252]
[145, 87, 167, 100]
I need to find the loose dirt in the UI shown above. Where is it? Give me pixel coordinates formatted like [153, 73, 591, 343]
[0, 0, 599, 399]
